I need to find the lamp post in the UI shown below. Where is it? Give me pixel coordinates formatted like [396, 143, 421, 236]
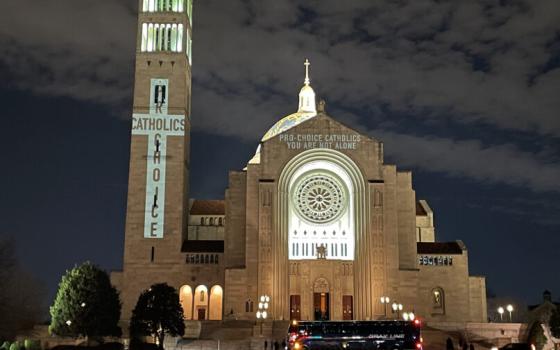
[391, 302, 403, 319]
[506, 304, 514, 322]
[256, 295, 270, 337]
[380, 296, 390, 318]
[497, 306, 504, 322]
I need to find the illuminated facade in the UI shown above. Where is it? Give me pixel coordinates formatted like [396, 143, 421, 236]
[112, 0, 488, 326]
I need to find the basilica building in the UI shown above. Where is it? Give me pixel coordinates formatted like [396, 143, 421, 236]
[111, 0, 487, 327]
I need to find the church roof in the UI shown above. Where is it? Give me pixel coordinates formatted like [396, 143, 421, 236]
[417, 242, 463, 255]
[190, 200, 225, 215]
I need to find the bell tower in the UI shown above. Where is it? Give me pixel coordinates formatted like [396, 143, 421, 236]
[120, 0, 194, 319]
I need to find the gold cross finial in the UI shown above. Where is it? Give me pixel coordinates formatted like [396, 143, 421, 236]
[304, 59, 310, 85]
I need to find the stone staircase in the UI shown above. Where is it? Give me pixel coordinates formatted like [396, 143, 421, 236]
[421, 326, 498, 350]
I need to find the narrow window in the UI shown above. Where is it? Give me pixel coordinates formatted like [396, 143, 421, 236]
[151, 246, 155, 262]
[141, 23, 148, 52]
[171, 24, 178, 52]
[167, 25, 172, 51]
[177, 24, 184, 52]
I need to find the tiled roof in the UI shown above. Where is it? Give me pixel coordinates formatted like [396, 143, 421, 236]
[181, 240, 224, 253]
[190, 200, 225, 215]
[416, 201, 428, 216]
[417, 242, 463, 255]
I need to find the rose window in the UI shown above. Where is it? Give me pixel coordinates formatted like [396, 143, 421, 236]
[294, 173, 346, 223]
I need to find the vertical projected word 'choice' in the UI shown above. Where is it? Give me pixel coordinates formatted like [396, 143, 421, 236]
[131, 79, 185, 238]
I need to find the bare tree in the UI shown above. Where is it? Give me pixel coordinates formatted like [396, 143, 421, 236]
[0, 237, 46, 340]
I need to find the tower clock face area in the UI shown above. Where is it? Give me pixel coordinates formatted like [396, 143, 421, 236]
[288, 160, 355, 261]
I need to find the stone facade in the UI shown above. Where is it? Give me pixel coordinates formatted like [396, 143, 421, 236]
[112, 0, 488, 327]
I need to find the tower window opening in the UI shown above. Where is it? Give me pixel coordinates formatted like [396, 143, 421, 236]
[143, 0, 184, 12]
[141, 23, 184, 52]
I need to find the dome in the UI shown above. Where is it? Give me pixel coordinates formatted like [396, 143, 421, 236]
[248, 59, 317, 165]
[261, 110, 317, 142]
[261, 59, 317, 142]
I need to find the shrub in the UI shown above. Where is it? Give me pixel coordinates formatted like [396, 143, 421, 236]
[23, 340, 40, 350]
[1, 342, 11, 350]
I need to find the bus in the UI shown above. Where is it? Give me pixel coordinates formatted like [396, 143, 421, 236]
[287, 320, 423, 350]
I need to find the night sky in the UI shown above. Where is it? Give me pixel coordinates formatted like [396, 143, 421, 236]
[1, 0, 560, 311]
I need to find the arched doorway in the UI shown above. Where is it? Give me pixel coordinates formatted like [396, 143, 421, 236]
[194, 285, 208, 320]
[313, 277, 330, 321]
[179, 285, 193, 320]
[209, 285, 223, 320]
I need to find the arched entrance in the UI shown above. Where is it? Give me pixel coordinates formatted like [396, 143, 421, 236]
[179, 285, 193, 320]
[209, 285, 223, 320]
[277, 148, 369, 320]
[313, 278, 330, 321]
[194, 285, 208, 320]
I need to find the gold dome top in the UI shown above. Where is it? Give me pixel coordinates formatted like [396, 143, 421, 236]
[260, 59, 317, 142]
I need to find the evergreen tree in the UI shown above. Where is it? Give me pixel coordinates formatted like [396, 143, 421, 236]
[549, 307, 560, 338]
[49, 262, 121, 339]
[528, 323, 548, 350]
[130, 283, 185, 350]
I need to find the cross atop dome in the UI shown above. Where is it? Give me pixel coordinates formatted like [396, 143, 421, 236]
[298, 58, 317, 113]
[304, 58, 311, 85]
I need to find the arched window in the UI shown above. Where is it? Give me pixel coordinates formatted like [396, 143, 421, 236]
[210, 255, 214, 264]
[204, 255, 209, 264]
[209, 218, 214, 225]
[194, 286, 208, 320]
[218, 217, 223, 226]
[209, 285, 223, 320]
[200, 217, 204, 225]
[179, 285, 193, 320]
[245, 299, 254, 313]
[431, 287, 445, 315]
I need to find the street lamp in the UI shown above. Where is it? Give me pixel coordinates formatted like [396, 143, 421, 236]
[380, 296, 390, 318]
[256, 295, 270, 336]
[506, 304, 514, 322]
[403, 312, 415, 321]
[497, 306, 504, 321]
[391, 302, 403, 319]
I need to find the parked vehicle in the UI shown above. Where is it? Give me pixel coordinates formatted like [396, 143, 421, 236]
[287, 319, 423, 350]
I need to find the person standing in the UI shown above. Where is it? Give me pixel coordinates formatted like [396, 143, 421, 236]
[446, 337, 454, 350]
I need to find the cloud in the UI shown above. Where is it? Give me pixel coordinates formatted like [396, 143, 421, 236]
[0, 0, 136, 106]
[371, 129, 560, 193]
[2, 0, 559, 134]
[1, 0, 559, 193]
